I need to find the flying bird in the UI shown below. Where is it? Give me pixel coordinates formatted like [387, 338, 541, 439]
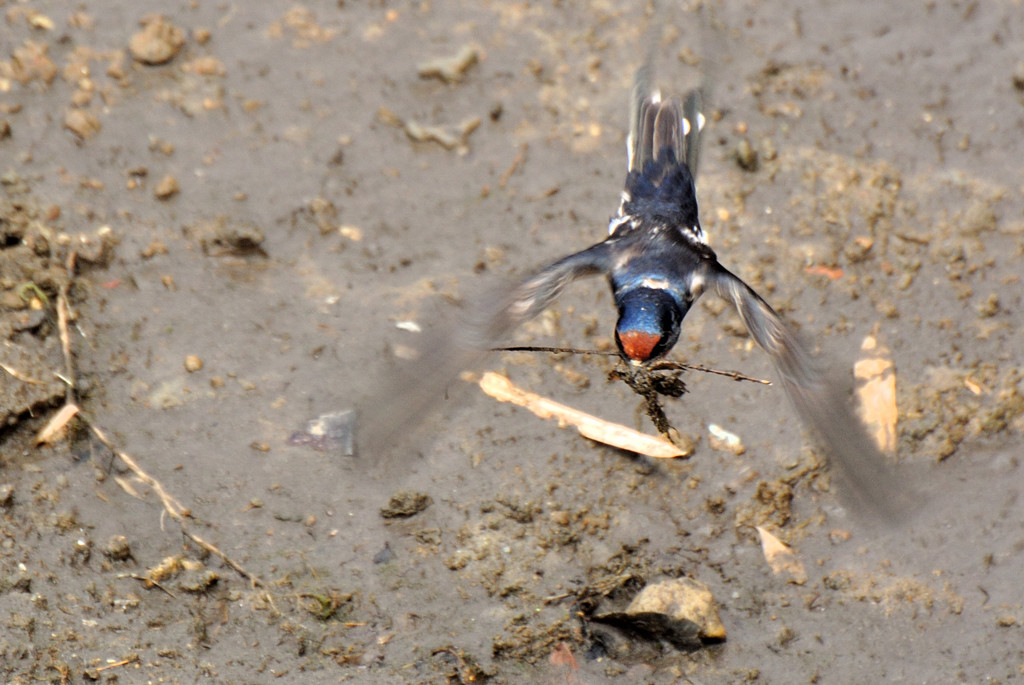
[360, 67, 908, 522]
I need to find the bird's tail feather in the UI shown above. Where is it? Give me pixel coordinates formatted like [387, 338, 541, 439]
[626, 68, 705, 198]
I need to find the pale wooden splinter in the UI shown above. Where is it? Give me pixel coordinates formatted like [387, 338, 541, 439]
[477, 371, 689, 459]
[854, 333, 898, 454]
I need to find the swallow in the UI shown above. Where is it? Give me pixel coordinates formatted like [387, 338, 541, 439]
[361, 70, 908, 522]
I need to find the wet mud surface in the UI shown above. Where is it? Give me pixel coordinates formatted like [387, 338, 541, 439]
[2, 1, 1024, 682]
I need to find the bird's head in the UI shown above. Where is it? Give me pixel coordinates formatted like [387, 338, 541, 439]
[614, 287, 687, 363]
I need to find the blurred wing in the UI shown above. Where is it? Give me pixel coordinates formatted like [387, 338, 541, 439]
[358, 241, 616, 455]
[706, 262, 911, 523]
[464, 241, 616, 345]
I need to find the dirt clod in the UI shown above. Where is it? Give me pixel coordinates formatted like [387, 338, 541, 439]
[104, 535, 133, 561]
[380, 490, 432, 518]
[179, 567, 220, 593]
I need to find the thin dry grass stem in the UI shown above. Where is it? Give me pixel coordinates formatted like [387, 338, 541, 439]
[492, 344, 770, 442]
[648, 360, 771, 385]
[119, 572, 178, 598]
[0, 360, 47, 385]
[498, 142, 528, 189]
[493, 345, 771, 384]
[53, 249, 264, 589]
[88, 425, 191, 519]
[86, 423, 264, 588]
[84, 654, 141, 678]
[57, 251, 78, 404]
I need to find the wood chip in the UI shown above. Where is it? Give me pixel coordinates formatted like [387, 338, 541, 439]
[756, 525, 807, 585]
[854, 333, 897, 453]
[708, 423, 745, 455]
[417, 43, 480, 83]
[403, 116, 481, 154]
[548, 642, 578, 670]
[35, 403, 79, 445]
[804, 264, 844, 280]
[477, 371, 687, 459]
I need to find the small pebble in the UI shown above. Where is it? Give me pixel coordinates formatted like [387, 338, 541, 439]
[184, 355, 203, 372]
[64, 109, 101, 140]
[154, 174, 179, 199]
[129, 15, 185, 65]
[708, 423, 745, 455]
[0, 483, 13, 508]
[339, 225, 363, 241]
[140, 238, 167, 259]
[1012, 61, 1024, 92]
[184, 56, 225, 76]
[736, 138, 758, 171]
[73, 538, 92, 564]
[549, 510, 571, 526]
[593, 576, 726, 650]
[627, 577, 726, 640]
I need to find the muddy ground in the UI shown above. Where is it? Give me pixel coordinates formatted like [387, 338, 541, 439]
[2, 1, 1024, 682]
